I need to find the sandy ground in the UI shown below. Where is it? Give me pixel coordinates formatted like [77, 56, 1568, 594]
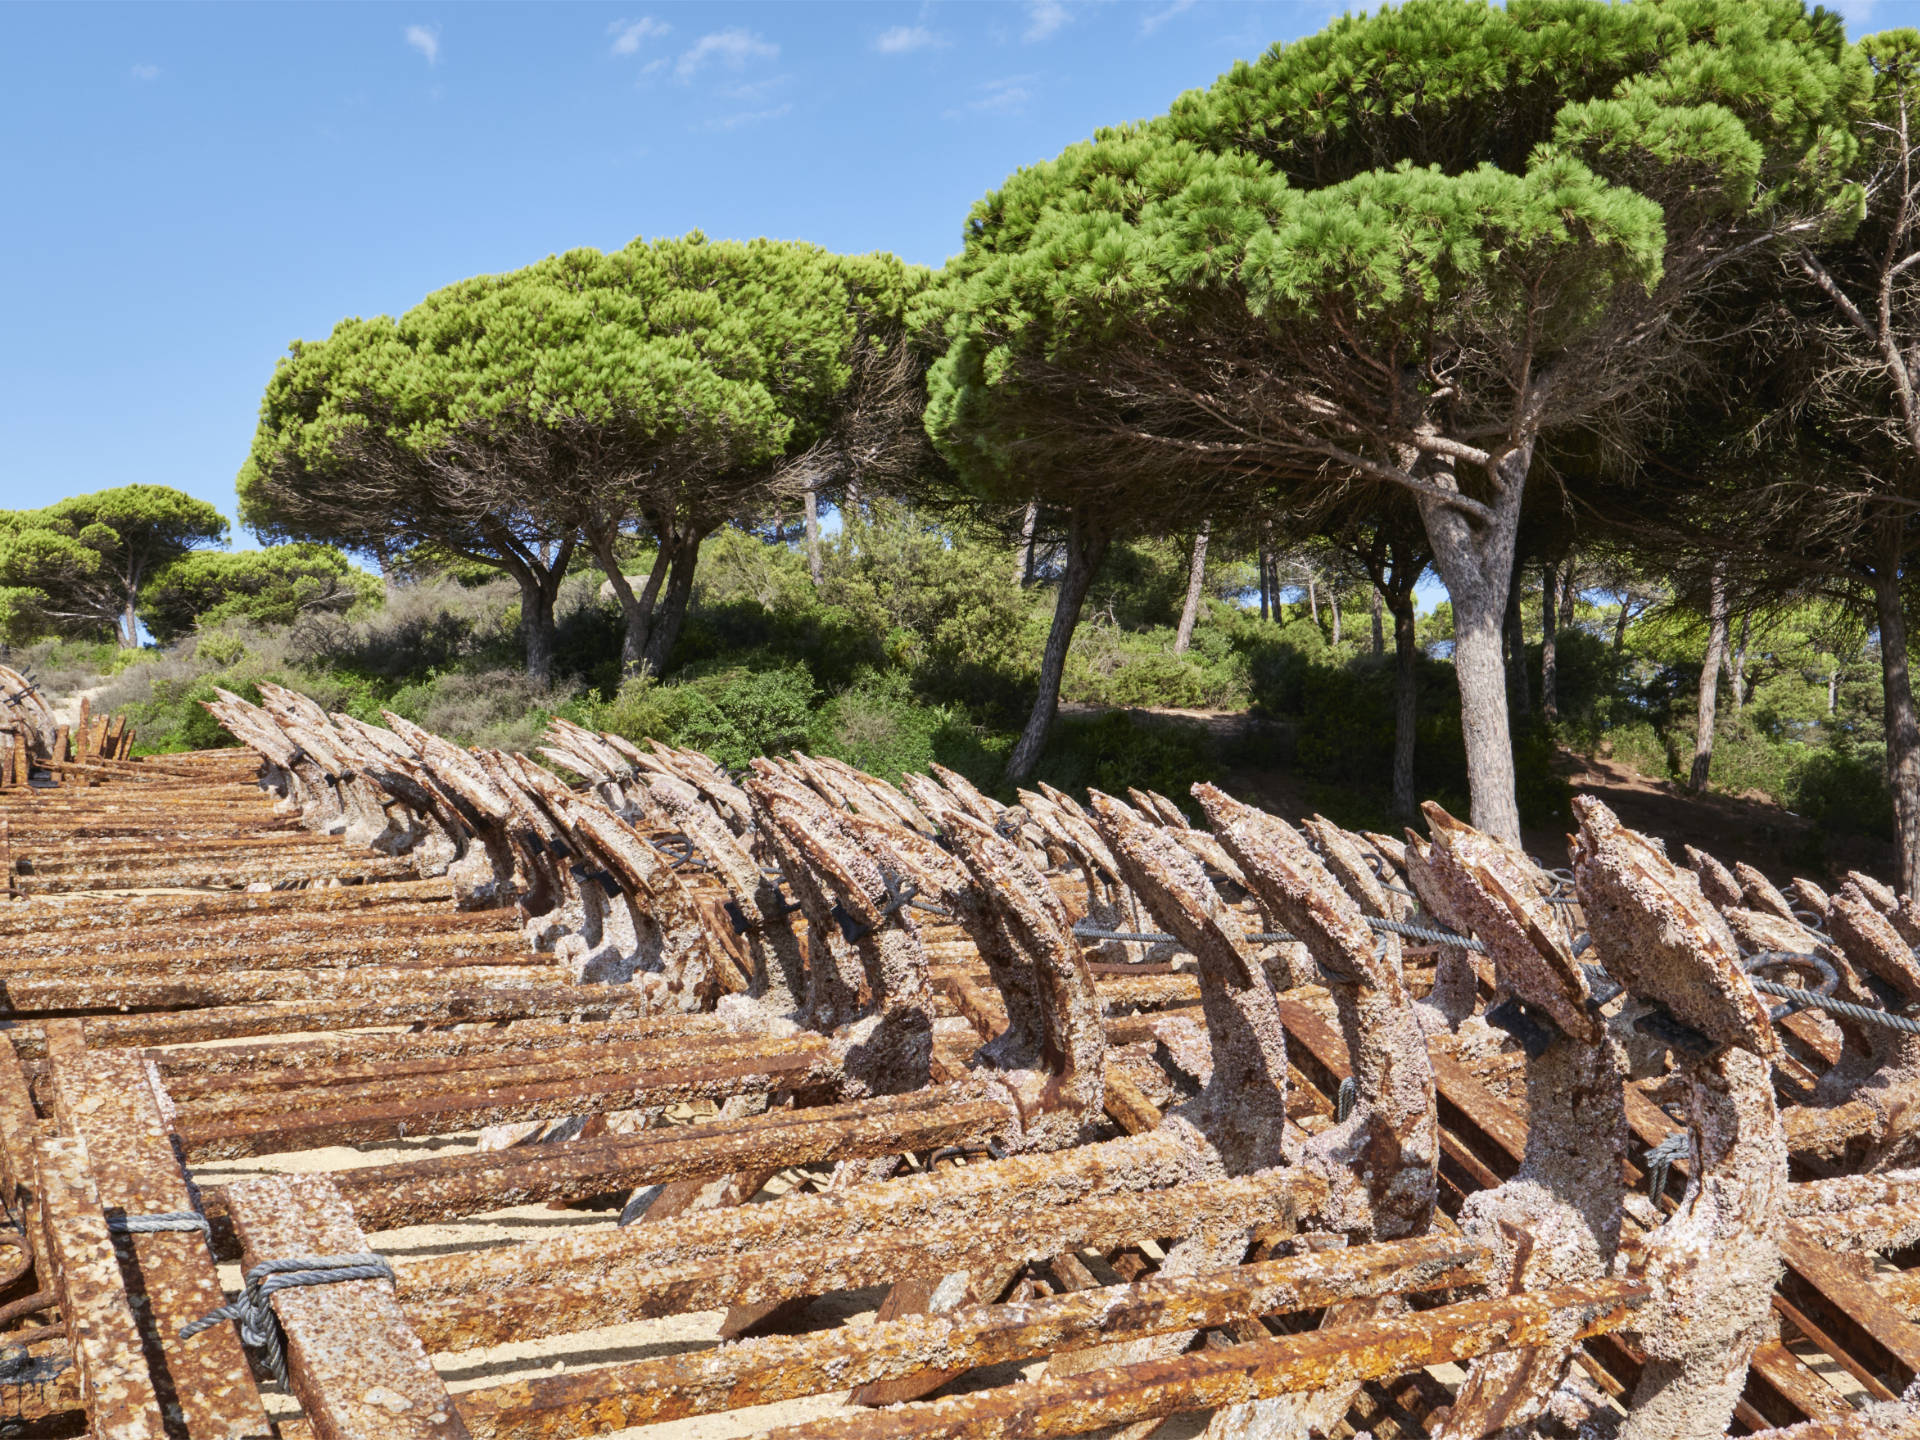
[193, 1116, 1220, 1437]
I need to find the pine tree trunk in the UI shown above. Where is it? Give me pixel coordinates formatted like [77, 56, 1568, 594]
[1874, 545, 1920, 895]
[804, 483, 822, 587]
[1829, 669, 1840, 715]
[1416, 449, 1526, 843]
[1560, 565, 1577, 633]
[1330, 584, 1342, 646]
[1614, 602, 1631, 654]
[1505, 577, 1530, 718]
[1006, 508, 1109, 786]
[1732, 613, 1750, 715]
[1392, 599, 1418, 820]
[516, 571, 559, 690]
[1017, 501, 1038, 589]
[1371, 588, 1384, 656]
[1689, 569, 1729, 791]
[588, 519, 673, 678]
[1174, 519, 1210, 654]
[639, 530, 704, 678]
[1450, 583, 1520, 841]
[1258, 534, 1272, 622]
[1540, 560, 1559, 723]
[1307, 574, 1319, 629]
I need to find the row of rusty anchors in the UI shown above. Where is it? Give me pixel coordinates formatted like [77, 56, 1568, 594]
[1341, 798, 1799, 1440]
[1218, 795, 1815, 1440]
[206, 690, 728, 1001]
[525, 725, 1774, 1440]
[0, 662, 58, 763]
[374, 775, 1371, 1378]
[1686, 839, 1920, 1175]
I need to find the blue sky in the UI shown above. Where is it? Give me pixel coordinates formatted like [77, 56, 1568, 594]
[1, 0, 1351, 532]
[1, 0, 1906, 555]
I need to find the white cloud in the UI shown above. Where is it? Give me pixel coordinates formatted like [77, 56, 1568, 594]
[405, 25, 439, 64]
[705, 102, 793, 131]
[675, 28, 777, 80]
[130, 62, 159, 80]
[608, 17, 670, 56]
[719, 74, 786, 103]
[950, 75, 1033, 117]
[1024, 0, 1069, 42]
[1140, 0, 1196, 35]
[874, 25, 941, 54]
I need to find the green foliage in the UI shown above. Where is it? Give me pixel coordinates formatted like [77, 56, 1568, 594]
[1789, 739, 1896, 842]
[386, 669, 579, 753]
[143, 544, 378, 643]
[1032, 710, 1217, 816]
[808, 670, 1006, 789]
[237, 234, 933, 681]
[584, 663, 820, 772]
[0, 485, 228, 645]
[1244, 618, 1571, 827]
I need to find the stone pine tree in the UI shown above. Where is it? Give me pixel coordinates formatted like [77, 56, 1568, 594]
[0, 486, 227, 647]
[240, 235, 929, 684]
[1775, 27, 1920, 890]
[1608, 28, 1920, 890]
[142, 544, 377, 644]
[926, 0, 1867, 840]
[238, 313, 582, 687]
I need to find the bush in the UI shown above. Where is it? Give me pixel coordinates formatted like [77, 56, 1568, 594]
[1789, 740, 1895, 842]
[1063, 618, 1249, 710]
[587, 662, 818, 771]
[387, 669, 579, 751]
[808, 671, 1006, 787]
[1033, 711, 1216, 816]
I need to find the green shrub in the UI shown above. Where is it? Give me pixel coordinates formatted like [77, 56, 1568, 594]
[1788, 740, 1894, 842]
[1034, 711, 1216, 816]
[808, 671, 1004, 787]
[386, 669, 578, 750]
[588, 662, 818, 771]
[1063, 619, 1249, 710]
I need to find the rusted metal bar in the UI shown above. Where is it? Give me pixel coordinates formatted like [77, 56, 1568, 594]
[399, 1168, 1322, 1353]
[454, 1234, 1485, 1440]
[31, 1134, 166, 1440]
[44, 1043, 271, 1437]
[192, 1091, 1007, 1251]
[753, 1278, 1648, 1440]
[144, 1014, 740, 1080]
[1, 983, 670, 1058]
[172, 1045, 844, 1160]
[0, 963, 560, 1015]
[222, 1174, 468, 1440]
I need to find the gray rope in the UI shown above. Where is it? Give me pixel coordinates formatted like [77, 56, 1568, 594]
[1071, 903, 1920, 1039]
[106, 1210, 210, 1237]
[1748, 977, 1920, 1035]
[181, 1252, 393, 1386]
[649, 836, 711, 872]
[1645, 1132, 1690, 1199]
[1365, 916, 1489, 953]
[1070, 915, 1488, 954]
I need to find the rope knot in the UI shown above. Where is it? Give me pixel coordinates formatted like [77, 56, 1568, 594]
[181, 1252, 393, 1386]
